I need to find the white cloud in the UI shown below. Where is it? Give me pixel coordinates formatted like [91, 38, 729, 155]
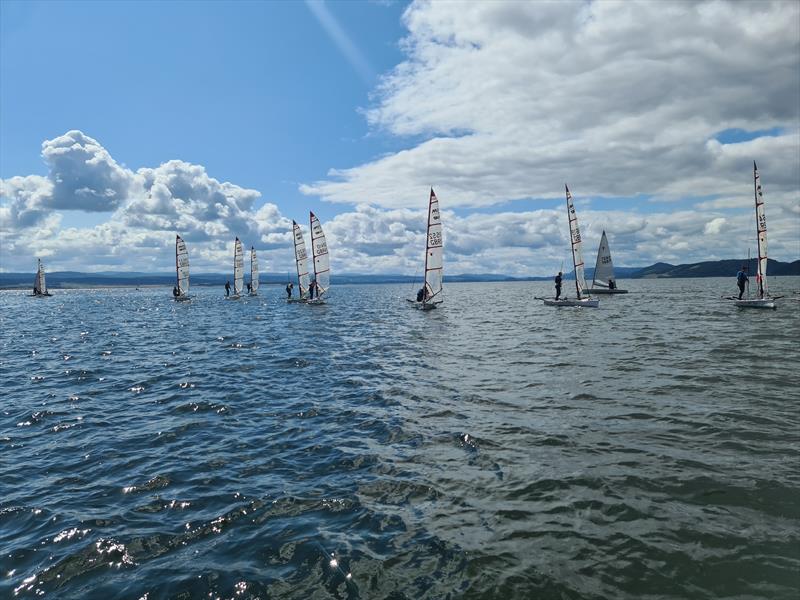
[301, 0, 800, 209]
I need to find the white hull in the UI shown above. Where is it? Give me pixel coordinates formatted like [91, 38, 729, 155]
[174, 295, 191, 302]
[226, 294, 241, 301]
[407, 299, 441, 310]
[734, 298, 776, 309]
[307, 298, 326, 305]
[543, 298, 599, 308]
[587, 288, 628, 294]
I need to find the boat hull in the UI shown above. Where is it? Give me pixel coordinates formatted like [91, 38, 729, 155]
[586, 288, 628, 294]
[307, 298, 326, 305]
[543, 298, 599, 308]
[225, 294, 241, 301]
[174, 295, 191, 302]
[287, 298, 307, 303]
[734, 298, 776, 309]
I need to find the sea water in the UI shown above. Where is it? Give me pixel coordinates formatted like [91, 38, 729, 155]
[1, 278, 799, 599]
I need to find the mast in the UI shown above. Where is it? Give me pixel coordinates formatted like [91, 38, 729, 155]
[753, 162, 768, 298]
[566, 185, 588, 300]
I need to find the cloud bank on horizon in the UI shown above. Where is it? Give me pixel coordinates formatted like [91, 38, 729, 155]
[1, 0, 799, 276]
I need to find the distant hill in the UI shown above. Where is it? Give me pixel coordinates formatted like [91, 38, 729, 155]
[631, 259, 800, 278]
[1, 259, 798, 289]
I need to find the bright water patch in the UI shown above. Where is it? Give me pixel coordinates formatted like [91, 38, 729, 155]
[1, 279, 799, 598]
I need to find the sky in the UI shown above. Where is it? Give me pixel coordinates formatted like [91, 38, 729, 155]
[1, 0, 799, 276]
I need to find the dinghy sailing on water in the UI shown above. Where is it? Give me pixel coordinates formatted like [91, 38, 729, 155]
[587, 230, 628, 294]
[308, 211, 330, 305]
[174, 235, 191, 301]
[31, 258, 52, 297]
[290, 221, 310, 303]
[249, 246, 259, 296]
[408, 188, 444, 310]
[733, 162, 777, 309]
[226, 237, 244, 300]
[543, 186, 599, 308]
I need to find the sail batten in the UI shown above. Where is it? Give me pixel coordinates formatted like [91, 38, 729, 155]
[233, 237, 244, 296]
[310, 212, 330, 298]
[176, 235, 189, 297]
[250, 247, 259, 294]
[292, 221, 310, 299]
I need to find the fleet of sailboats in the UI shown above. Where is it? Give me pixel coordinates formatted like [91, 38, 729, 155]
[25, 171, 787, 310]
[587, 231, 628, 294]
[543, 186, 599, 308]
[407, 188, 444, 310]
[31, 258, 52, 297]
[733, 162, 777, 309]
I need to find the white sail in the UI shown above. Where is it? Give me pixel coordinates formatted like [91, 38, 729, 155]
[35, 259, 47, 295]
[176, 235, 189, 296]
[310, 212, 330, 297]
[754, 162, 769, 298]
[566, 185, 589, 299]
[233, 237, 244, 296]
[424, 188, 444, 303]
[250, 246, 259, 293]
[292, 221, 310, 299]
[591, 230, 615, 288]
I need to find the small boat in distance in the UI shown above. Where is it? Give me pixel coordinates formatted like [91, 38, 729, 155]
[734, 162, 777, 309]
[543, 185, 599, 308]
[226, 237, 244, 300]
[249, 246, 259, 296]
[407, 188, 443, 310]
[31, 258, 53, 297]
[587, 230, 628, 294]
[308, 211, 330, 305]
[174, 235, 191, 301]
[290, 221, 309, 302]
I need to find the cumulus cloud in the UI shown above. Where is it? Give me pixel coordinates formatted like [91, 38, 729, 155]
[302, 0, 800, 208]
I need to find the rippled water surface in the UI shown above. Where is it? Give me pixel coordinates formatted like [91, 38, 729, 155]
[2, 279, 799, 599]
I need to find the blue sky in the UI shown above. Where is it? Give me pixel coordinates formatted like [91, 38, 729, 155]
[1, 1, 798, 276]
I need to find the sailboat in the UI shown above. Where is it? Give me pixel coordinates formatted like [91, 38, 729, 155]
[31, 258, 53, 297]
[249, 246, 259, 296]
[308, 211, 330, 305]
[174, 235, 191, 301]
[407, 188, 443, 310]
[289, 220, 310, 302]
[587, 230, 628, 294]
[543, 185, 599, 307]
[734, 162, 776, 309]
[226, 237, 244, 300]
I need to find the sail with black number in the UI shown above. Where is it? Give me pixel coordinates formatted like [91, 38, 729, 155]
[292, 221, 310, 300]
[249, 246, 259, 295]
[587, 230, 627, 294]
[175, 235, 190, 300]
[233, 237, 244, 297]
[309, 212, 330, 303]
[734, 162, 776, 309]
[408, 188, 443, 309]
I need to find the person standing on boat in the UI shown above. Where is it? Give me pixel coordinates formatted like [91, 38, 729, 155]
[308, 279, 316, 300]
[736, 266, 749, 300]
[225, 280, 231, 297]
[247, 282, 252, 294]
[554, 272, 563, 300]
[608, 279, 615, 290]
[172, 286, 179, 298]
[416, 287, 425, 302]
[286, 282, 293, 299]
